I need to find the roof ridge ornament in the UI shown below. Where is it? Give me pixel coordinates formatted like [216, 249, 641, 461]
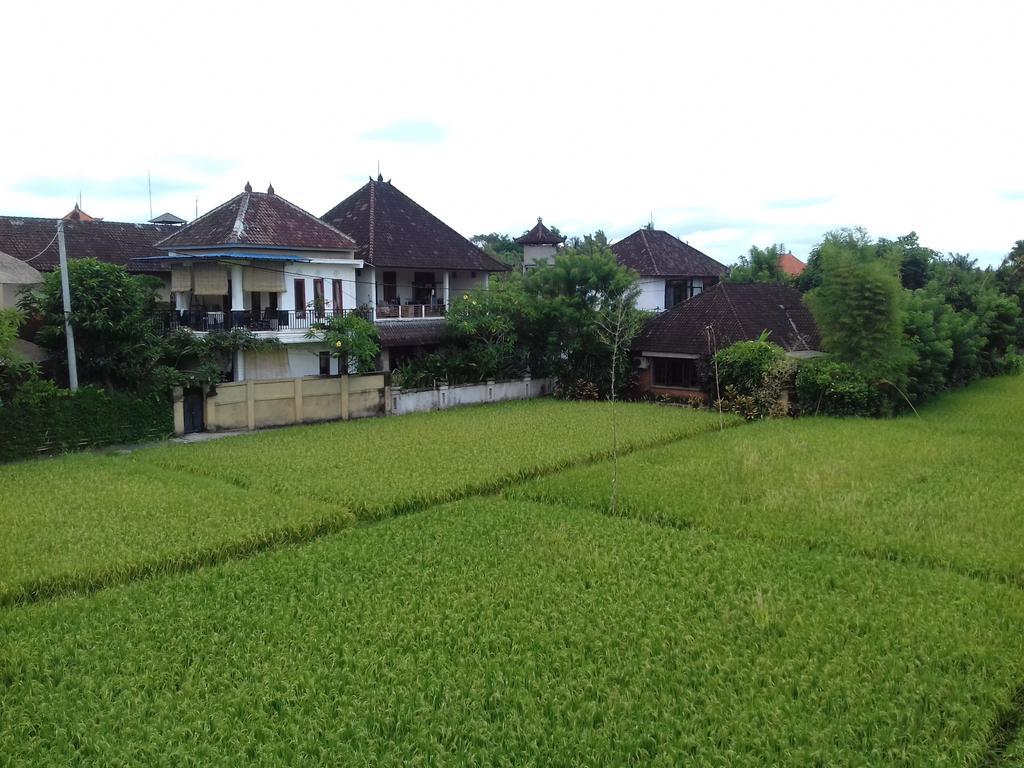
[244, 181, 253, 193]
[267, 183, 275, 195]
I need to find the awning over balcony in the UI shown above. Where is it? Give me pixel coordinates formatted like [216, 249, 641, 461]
[375, 319, 447, 348]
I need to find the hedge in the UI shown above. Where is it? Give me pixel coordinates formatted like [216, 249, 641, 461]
[0, 387, 173, 463]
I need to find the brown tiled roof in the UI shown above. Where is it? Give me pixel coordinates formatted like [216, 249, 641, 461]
[0, 216, 177, 273]
[611, 228, 727, 277]
[777, 252, 806, 276]
[157, 187, 357, 253]
[515, 217, 564, 246]
[636, 283, 821, 355]
[322, 179, 510, 272]
[375, 319, 447, 347]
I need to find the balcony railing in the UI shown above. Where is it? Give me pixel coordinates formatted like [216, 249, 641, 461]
[155, 307, 369, 334]
[375, 302, 445, 319]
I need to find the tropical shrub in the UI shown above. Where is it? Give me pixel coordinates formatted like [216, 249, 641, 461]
[0, 386, 173, 463]
[794, 359, 877, 417]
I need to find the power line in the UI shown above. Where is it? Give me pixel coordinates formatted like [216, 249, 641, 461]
[18, 232, 60, 264]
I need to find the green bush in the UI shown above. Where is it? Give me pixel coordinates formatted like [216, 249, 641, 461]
[0, 386, 172, 463]
[795, 359, 878, 417]
[712, 338, 785, 396]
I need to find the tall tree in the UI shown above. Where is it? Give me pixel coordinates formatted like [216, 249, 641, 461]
[20, 259, 166, 391]
[805, 239, 910, 385]
[727, 243, 791, 284]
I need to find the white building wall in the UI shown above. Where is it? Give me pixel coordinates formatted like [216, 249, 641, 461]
[523, 244, 557, 269]
[636, 277, 666, 312]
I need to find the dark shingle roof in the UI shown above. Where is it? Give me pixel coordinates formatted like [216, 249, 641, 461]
[611, 228, 727, 278]
[637, 283, 821, 355]
[375, 319, 447, 347]
[0, 216, 177, 273]
[322, 179, 509, 272]
[515, 217, 564, 246]
[157, 189, 357, 253]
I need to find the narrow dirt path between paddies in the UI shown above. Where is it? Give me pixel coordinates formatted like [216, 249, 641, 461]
[0, 400, 738, 606]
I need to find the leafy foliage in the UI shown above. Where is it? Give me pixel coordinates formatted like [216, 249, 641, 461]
[0, 308, 36, 404]
[471, 232, 524, 268]
[306, 313, 379, 373]
[726, 243, 792, 284]
[805, 239, 910, 386]
[794, 359, 878, 416]
[397, 245, 643, 398]
[711, 336, 793, 419]
[20, 259, 166, 391]
[0, 386, 172, 464]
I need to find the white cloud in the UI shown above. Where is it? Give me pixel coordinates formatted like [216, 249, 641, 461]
[1, 0, 1021, 265]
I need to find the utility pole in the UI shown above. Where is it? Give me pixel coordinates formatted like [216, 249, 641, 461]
[56, 221, 79, 391]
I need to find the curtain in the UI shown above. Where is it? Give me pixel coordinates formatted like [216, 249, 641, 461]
[243, 264, 285, 293]
[170, 267, 192, 292]
[192, 263, 229, 295]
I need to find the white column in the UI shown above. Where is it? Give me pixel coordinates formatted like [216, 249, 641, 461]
[369, 267, 377, 321]
[230, 263, 244, 310]
[443, 271, 450, 309]
[234, 348, 245, 382]
[174, 291, 189, 311]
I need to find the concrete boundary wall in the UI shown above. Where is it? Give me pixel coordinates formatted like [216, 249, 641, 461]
[173, 374, 552, 434]
[179, 373, 389, 433]
[391, 376, 554, 416]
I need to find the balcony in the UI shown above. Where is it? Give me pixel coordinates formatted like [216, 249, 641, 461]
[155, 307, 370, 334]
[374, 302, 446, 320]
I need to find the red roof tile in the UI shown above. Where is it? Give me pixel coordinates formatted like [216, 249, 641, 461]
[322, 179, 509, 272]
[637, 283, 821, 355]
[777, 252, 807, 276]
[157, 187, 357, 253]
[0, 216, 177, 273]
[611, 228, 727, 278]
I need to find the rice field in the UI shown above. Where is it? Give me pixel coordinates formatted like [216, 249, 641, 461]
[2, 379, 1023, 764]
[511, 376, 1024, 584]
[0, 399, 727, 604]
[3, 498, 1023, 766]
[130, 399, 731, 517]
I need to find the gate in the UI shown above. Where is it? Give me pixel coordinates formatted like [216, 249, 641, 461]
[183, 387, 205, 434]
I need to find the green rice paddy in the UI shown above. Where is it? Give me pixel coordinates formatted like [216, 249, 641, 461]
[2, 379, 1023, 764]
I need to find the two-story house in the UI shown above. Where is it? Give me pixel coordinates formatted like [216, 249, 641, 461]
[611, 228, 728, 312]
[321, 176, 509, 369]
[143, 183, 363, 380]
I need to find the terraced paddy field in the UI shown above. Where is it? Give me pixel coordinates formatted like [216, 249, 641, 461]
[0, 400, 727, 604]
[2, 379, 1023, 765]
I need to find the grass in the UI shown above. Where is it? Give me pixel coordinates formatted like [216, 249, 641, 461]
[3, 498, 1024, 766]
[131, 399, 732, 517]
[0, 399, 728, 604]
[510, 376, 1024, 584]
[0, 454, 352, 605]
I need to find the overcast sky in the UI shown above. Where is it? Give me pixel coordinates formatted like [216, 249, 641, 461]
[3, 1, 1022, 266]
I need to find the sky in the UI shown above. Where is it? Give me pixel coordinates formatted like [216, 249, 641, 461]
[2, 0, 1022, 267]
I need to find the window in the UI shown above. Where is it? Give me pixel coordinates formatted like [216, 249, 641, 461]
[268, 291, 278, 311]
[664, 278, 705, 309]
[651, 356, 697, 388]
[382, 271, 397, 303]
[413, 272, 436, 305]
[313, 278, 325, 318]
[318, 351, 331, 376]
[294, 279, 306, 318]
[250, 291, 261, 314]
[332, 279, 344, 313]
